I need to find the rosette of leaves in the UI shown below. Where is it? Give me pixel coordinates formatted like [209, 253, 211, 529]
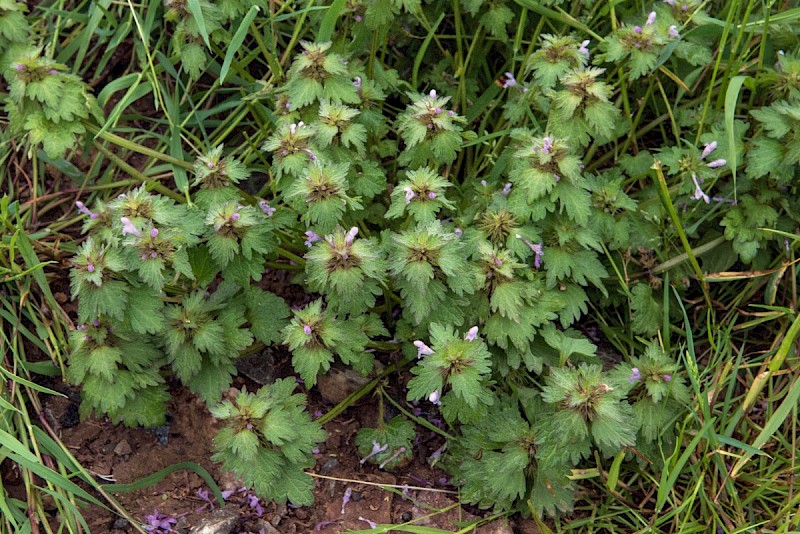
[4, 52, 102, 158]
[305, 227, 387, 315]
[610, 342, 690, 444]
[315, 100, 367, 156]
[388, 221, 482, 326]
[446, 394, 574, 516]
[407, 324, 494, 424]
[595, 13, 675, 79]
[163, 283, 253, 402]
[67, 319, 169, 427]
[282, 299, 386, 386]
[537, 364, 635, 464]
[385, 167, 456, 224]
[506, 133, 587, 224]
[192, 145, 251, 208]
[281, 41, 359, 109]
[584, 171, 638, 250]
[204, 201, 276, 284]
[262, 121, 320, 179]
[548, 67, 621, 146]
[468, 244, 563, 372]
[396, 89, 469, 167]
[756, 50, 800, 102]
[210, 379, 326, 505]
[70, 238, 130, 324]
[524, 34, 589, 91]
[285, 161, 363, 233]
[355, 416, 415, 470]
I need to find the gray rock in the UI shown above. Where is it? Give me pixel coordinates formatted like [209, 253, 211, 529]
[189, 505, 240, 534]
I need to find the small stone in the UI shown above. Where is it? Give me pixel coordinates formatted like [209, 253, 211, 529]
[111, 517, 129, 530]
[113, 440, 132, 456]
[254, 520, 280, 534]
[189, 504, 240, 534]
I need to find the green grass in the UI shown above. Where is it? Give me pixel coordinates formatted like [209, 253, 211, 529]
[2, 0, 800, 531]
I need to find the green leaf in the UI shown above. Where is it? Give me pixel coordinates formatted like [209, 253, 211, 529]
[219, 5, 259, 83]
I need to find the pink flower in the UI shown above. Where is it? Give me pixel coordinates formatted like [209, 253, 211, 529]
[345, 227, 358, 245]
[646, 11, 656, 26]
[403, 187, 416, 204]
[465, 326, 479, 341]
[502, 72, 517, 88]
[259, 200, 276, 216]
[304, 230, 321, 248]
[691, 173, 710, 203]
[700, 141, 718, 160]
[706, 158, 726, 169]
[428, 390, 441, 405]
[87, 263, 95, 273]
[120, 217, 141, 237]
[668, 25, 680, 38]
[414, 340, 434, 358]
[303, 324, 313, 335]
[75, 201, 99, 219]
[578, 40, 591, 58]
[628, 367, 642, 383]
[150, 228, 159, 239]
[360, 441, 388, 464]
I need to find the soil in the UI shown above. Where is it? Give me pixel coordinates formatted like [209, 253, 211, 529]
[40, 369, 542, 534]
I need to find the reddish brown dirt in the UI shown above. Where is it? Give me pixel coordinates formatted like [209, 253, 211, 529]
[42, 376, 542, 534]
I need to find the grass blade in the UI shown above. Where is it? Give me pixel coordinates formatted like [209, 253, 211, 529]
[220, 6, 260, 84]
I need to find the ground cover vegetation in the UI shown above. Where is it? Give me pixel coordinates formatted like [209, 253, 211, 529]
[2, 0, 800, 531]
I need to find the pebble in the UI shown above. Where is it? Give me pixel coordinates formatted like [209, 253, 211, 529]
[189, 504, 240, 534]
[113, 440, 132, 456]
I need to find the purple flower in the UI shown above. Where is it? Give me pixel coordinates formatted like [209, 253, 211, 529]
[628, 367, 642, 383]
[403, 187, 416, 204]
[542, 136, 552, 154]
[353, 76, 362, 91]
[303, 324, 313, 335]
[87, 263, 95, 273]
[480, 180, 487, 187]
[358, 517, 378, 529]
[120, 217, 142, 237]
[247, 494, 265, 516]
[75, 201, 99, 219]
[578, 40, 591, 58]
[316, 521, 339, 531]
[303, 148, 318, 161]
[414, 340, 434, 358]
[354, 14, 362, 21]
[360, 440, 388, 464]
[150, 228, 159, 239]
[634, 25, 643, 34]
[501, 182, 512, 196]
[378, 447, 406, 469]
[197, 488, 215, 509]
[48, 69, 58, 75]
[434, 107, 442, 114]
[15, 63, 24, 71]
[707, 158, 726, 169]
[221, 490, 235, 500]
[231, 212, 240, 221]
[663, 374, 672, 382]
[150, 251, 158, 258]
[144, 509, 177, 532]
[502, 72, 517, 88]
[259, 200, 276, 216]
[304, 230, 321, 248]
[454, 227, 462, 237]
[668, 25, 680, 38]
[341, 487, 352, 514]
[701, 141, 718, 160]
[465, 326, 478, 341]
[428, 390, 441, 405]
[646, 11, 656, 26]
[92, 319, 100, 327]
[427, 191, 437, 199]
[345, 226, 358, 245]
[681, 3, 689, 11]
[429, 89, 437, 98]
[691, 174, 710, 203]
[516, 234, 543, 268]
